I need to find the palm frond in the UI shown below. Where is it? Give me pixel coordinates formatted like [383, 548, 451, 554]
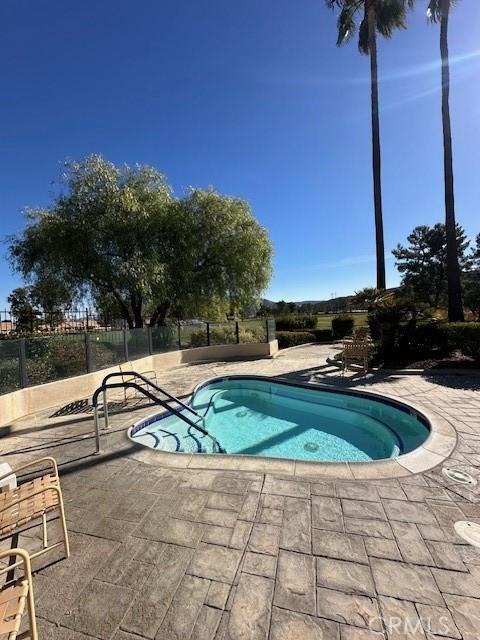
[325, 0, 344, 8]
[427, 0, 459, 23]
[427, 0, 442, 22]
[358, 13, 369, 55]
[337, 5, 358, 46]
[376, 0, 411, 38]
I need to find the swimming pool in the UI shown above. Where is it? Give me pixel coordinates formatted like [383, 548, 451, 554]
[129, 376, 430, 463]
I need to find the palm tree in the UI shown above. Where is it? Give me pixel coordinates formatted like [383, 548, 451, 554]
[325, 0, 414, 290]
[427, 0, 464, 321]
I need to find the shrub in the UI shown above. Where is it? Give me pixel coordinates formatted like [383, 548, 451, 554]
[189, 329, 208, 348]
[275, 315, 317, 331]
[311, 329, 334, 342]
[276, 331, 316, 349]
[443, 322, 480, 360]
[189, 326, 262, 347]
[331, 315, 354, 338]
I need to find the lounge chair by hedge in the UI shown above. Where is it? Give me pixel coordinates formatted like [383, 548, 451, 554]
[0, 457, 70, 561]
[341, 338, 371, 375]
[0, 548, 38, 639]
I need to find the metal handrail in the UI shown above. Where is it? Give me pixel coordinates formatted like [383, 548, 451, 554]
[100, 370, 205, 422]
[91, 381, 223, 455]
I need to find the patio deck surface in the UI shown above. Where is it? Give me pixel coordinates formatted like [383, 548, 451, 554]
[1, 343, 480, 640]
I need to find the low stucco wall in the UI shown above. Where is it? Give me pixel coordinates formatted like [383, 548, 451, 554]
[0, 340, 278, 426]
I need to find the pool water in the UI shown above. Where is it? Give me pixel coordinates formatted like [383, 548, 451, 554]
[130, 377, 430, 462]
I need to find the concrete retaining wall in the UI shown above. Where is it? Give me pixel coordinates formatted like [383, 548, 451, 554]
[0, 340, 278, 425]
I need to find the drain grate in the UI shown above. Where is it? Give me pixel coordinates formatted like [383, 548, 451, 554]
[442, 466, 477, 486]
[304, 442, 320, 452]
[454, 521, 480, 548]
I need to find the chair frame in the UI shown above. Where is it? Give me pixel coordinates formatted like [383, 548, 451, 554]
[0, 457, 70, 561]
[341, 339, 371, 375]
[0, 548, 38, 640]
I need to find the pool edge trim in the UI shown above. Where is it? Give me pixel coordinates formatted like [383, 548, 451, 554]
[127, 374, 457, 480]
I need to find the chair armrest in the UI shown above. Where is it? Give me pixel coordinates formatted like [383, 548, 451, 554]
[0, 547, 32, 578]
[0, 457, 58, 483]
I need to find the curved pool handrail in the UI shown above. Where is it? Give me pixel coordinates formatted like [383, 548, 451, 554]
[99, 370, 205, 422]
[91, 381, 224, 455]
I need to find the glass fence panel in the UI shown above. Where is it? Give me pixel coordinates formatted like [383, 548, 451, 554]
[0, 340, 20, 394]
[127, 328, 150, 360]
[89, 331, 125, 371]
[209, 323, 237, 345]
[267, 318, 276, 341]
[238, 320, 267, 343]
[151, 326, 178, 352]
[25, 333, 88, 386]
[180, 323, 207, 348]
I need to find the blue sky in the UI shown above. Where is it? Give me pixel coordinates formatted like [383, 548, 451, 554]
[1, 0, 479, 306]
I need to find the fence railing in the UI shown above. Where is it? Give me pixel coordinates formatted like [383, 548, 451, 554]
[0, 319, 276, 395]
[0, 308, 124, 335]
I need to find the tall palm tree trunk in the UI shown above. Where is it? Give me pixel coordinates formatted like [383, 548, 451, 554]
[367, 0, 386, 290]
[440, 0, 464, 321]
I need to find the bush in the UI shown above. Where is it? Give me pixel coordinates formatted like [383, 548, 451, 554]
[189, 326, 263, 347]
[275, 315, 317, 331]
[331, 315, 354, 338]
[276, 331, 316, 349]
[443, 322, 480, 360]
[189, 329, 208, 348]
[311, 329, 334, 342]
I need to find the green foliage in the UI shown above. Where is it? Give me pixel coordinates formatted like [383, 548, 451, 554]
[276, 331, 316, 349]
[311, 329, 334, 342]
[331, 315, 354, 338]
[9, 155, 273, 329]
[427, 0, 459, 23]
[325, 0, 414, 54]
[275, 315, 317, 331]
[188, 324, 266, 348]
[7, 287, 37, 332]
[442, 323, 480, 360]
[463, 235, 480, 319]
[392, 223, 471, 308]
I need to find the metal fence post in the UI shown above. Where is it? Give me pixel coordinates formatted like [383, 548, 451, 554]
[85, 333, 92, 373]
[85, 307, 90, 332]
[18, 338, 28, 388]
[235, 321, 240, 344]
[177, 323, 182, 350]
[147, 326, 153, 355]
[206, 322, 210, 346]
[266, 318, 270, 343]
[123, 328, 129, 361]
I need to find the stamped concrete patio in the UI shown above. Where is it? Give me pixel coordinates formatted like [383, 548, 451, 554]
[1, 343, 480, 640]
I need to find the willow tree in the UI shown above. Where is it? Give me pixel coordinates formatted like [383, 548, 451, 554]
[9, 155, 273, 327]
[427, 0, 464, 321]
[325, 0, 414, 290]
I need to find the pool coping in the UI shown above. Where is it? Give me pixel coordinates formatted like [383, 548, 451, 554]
[126, 374, 458, 480]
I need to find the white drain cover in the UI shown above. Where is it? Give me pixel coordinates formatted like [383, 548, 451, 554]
[455, 521, 480, 548]
[442, 467, 477, 485]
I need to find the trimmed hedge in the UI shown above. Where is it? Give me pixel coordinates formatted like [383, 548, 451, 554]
[276, 331, 316, 349]
[376, 319, 480, 362]
[443, 322, 480, 359]
[311, 329, 334, 342]
[331, 315, 354, 338]
[275, 315, 317, 331]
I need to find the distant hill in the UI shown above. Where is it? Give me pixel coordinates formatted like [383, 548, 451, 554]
[261, 295, 356, 312]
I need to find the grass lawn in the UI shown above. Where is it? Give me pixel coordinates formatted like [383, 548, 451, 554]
[315, 312, 368, 330]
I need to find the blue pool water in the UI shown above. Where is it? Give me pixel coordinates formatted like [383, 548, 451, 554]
[130, 377, 430, 462]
